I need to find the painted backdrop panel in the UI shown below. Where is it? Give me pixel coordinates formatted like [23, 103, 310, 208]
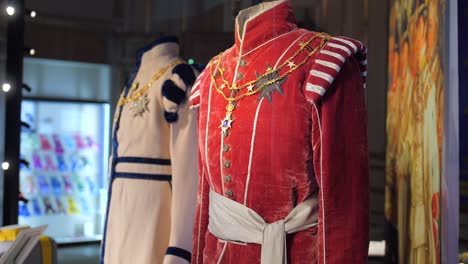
[385, 0, 446, 263]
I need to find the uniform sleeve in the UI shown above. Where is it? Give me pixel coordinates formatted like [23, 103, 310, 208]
[188, 68, 209, 264]
[189, 69, 207, 110]
[191, 158, 209, 264]
[161, 63, 199, 264]
[305, 37, 369, 263]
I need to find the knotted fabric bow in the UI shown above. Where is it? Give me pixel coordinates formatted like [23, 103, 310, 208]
[208, 189, 319, 264]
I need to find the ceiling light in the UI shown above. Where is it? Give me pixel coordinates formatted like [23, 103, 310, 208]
[6, 6, 15, 16]
[2, 162, 9, 170]
[2, 83, 11, 92]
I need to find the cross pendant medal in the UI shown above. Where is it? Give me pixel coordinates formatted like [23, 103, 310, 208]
[220, 102, 235, 134]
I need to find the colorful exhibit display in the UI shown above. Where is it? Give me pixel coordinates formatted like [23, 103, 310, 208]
[18, 99, 109, 242]
[385, 0, 446, 263]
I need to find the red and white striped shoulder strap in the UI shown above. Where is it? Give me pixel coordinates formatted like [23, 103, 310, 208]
[305, 36, 367, 103]
[189, 68, 209, 110]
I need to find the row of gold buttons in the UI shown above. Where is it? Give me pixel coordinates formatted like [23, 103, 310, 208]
[223, 142, 233, 197]
[222, 58, 247, 198]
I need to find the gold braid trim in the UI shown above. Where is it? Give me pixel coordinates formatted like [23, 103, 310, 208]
[118, 59, 184, 107]
[210, 33, 329, 102]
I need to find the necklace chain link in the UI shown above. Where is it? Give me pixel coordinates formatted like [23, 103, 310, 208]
[211, 33, 329, 102]
[211, 33, 330, 133]
[118, 59, 184, 107]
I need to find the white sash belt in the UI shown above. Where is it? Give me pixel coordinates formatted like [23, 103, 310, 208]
[208, 189, 319, 264]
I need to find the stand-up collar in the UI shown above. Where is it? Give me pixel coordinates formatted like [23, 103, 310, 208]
[235, 0, 297, 54]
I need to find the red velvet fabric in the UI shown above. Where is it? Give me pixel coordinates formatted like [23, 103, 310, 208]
[191, 1, 369, 263]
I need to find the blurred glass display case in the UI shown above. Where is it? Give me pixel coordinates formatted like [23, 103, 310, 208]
[18, 99, 110, 243]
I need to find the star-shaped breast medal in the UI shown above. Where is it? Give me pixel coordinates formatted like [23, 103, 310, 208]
[220, 113, 233, 134]
[255, 68, 286, 103]
[131, 94, 149, 117]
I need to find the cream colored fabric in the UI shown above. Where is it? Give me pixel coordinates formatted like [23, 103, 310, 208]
[104, 179, 172, 264]
[167, 77, 199, 254]
[115, 50, 175, 160]
[104, 41, 198, 264]
[208, 190, 319, 264]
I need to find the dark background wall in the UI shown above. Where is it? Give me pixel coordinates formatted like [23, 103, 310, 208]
[0, 0, 7, 225]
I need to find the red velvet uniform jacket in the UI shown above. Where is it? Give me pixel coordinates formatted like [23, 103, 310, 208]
[189, 1, 369, 263]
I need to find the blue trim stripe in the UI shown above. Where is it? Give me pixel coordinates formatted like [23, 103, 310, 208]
[166, 247, 191, 263]
[172, 64, 197, 86]
[115, 157, 171, 165]
[114, 172, 172, 181]
[162, 80, 187, 105]
[193, 63, 206, 72]
[164, 111, 179, 123]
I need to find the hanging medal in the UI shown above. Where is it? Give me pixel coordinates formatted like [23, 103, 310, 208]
[126, 82, 149, 117]
[115, 59, 184, 120]
[220, 100, 235, 135]
[130, 94, 149, 117]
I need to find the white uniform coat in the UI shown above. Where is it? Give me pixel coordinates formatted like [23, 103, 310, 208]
[101, 37, 198, 264]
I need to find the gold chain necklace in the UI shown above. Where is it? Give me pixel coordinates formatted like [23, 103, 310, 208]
[211, 33, 329, 134]
[117, 59, 184, 117]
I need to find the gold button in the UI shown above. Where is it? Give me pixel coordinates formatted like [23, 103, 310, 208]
[224, 161, 231, 168]
[225, 175, 232, 182]
[223, 145, 230, 152]
[225, 190, 233, 197]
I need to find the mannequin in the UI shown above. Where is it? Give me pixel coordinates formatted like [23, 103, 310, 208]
[190, 1, 369, 263]
[101, 36, 199, 264]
